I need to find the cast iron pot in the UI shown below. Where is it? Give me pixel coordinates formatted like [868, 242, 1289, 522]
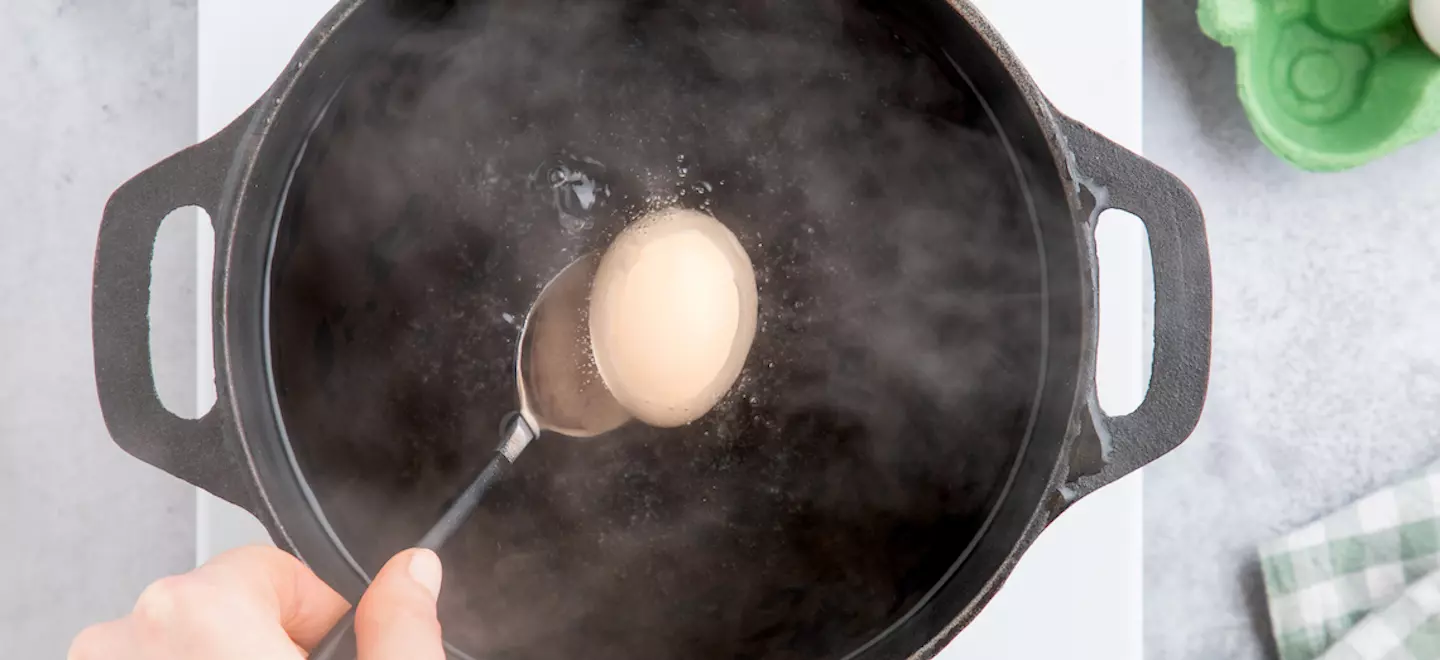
[94, 0, 1210, 658]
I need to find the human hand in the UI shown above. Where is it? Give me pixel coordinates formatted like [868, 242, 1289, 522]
[68, 545, 445, 660]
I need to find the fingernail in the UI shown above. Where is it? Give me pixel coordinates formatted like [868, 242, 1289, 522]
[407, 548, 443, 601]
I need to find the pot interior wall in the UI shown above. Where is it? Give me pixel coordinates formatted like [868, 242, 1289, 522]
[266, 0, 1059, 657]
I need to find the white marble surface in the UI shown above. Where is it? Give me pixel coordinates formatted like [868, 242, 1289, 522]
[943, 0, 1148, 659]
[1142, 0, 1440, 658]
[0, 2, 200, 656]
[192, 0, 334, 563]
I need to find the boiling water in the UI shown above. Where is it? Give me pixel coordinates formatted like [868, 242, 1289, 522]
[267, 1, 1047, 658]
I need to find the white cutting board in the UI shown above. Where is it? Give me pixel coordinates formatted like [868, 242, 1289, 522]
[194, 2, 1148, 659]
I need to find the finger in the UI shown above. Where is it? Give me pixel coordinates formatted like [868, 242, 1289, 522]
[355, 548, 446, 660]
[68, 619, 138, 660]
[194, 546, 351, 650]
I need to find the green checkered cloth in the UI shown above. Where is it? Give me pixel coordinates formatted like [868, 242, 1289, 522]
[1260, 464, 1440, 660]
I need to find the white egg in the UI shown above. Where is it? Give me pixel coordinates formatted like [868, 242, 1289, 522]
[1416, 0, 1440, 57]
[589, 207, 759, 428]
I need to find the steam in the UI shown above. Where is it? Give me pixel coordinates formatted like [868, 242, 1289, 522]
[267, 0, 1052, 658]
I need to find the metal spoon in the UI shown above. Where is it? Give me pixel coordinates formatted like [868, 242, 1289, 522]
[311, 253, 627, 659]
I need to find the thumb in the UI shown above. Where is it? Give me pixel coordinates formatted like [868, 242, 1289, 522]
[354, 548, 447, 660]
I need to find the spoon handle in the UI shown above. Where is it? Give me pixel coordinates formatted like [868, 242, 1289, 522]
[307, 610, 477, 660]
[306, 610, 361, 660]
[419, 449, 515, 549]
[309, 416, 538, 660]
[307, 453, 508, 660]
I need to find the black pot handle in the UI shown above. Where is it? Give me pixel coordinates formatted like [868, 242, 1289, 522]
[93, 116, 254, 511]
[1050, 113, 1212, 515]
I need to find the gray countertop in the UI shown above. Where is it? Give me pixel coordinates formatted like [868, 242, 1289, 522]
[1142, 0, 1440, 658]
[0, 2, 200, 656]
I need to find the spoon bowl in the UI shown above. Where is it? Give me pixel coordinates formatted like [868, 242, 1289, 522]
[517, 253, 629, 440]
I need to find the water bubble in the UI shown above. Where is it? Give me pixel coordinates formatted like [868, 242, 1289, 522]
[532, 152, 608, 234]
[559, 212, 592, 233]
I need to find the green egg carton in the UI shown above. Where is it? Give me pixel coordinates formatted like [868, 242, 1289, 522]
[1199, 0, 1440, 171]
